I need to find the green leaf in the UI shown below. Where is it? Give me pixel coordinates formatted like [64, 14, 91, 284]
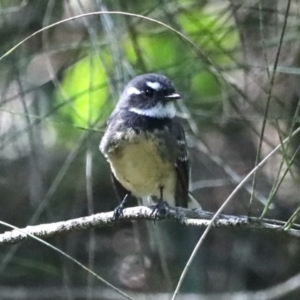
[191, 71, 220, 99]
[124, 32, 189, 73]
[56, 55, 108, 127]
[178, 8, 238, 64]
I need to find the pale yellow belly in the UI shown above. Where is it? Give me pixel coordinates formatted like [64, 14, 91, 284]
[108, 139, 176, 202]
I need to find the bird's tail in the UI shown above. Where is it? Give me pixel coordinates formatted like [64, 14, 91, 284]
[188, 192, 201, 209]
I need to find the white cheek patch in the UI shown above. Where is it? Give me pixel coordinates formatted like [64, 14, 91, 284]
[129, 102, 176, 119]
[127, 86, 142, 95]
[146, 81, 161, 91]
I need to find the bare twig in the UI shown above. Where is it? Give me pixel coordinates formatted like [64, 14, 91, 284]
[1, 206, 300, 246]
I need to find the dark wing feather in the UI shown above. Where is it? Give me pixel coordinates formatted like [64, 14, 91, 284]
[173, 121, 189, 208]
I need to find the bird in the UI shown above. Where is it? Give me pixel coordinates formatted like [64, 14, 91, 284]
[100, 73, 198, 218]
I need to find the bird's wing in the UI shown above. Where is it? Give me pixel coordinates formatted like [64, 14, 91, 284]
[174, 121, 189, 208]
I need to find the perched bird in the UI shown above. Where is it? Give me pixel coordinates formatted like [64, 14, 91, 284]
[100, 73, 197, 218]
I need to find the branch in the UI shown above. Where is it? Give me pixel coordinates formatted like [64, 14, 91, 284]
[0, 206, 299, 246]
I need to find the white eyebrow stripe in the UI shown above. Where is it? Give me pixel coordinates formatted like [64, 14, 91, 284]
[127, 86, 142, 95]
[146, 81, 161, 91]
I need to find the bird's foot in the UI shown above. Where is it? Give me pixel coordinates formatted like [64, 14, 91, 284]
[150, 201, 169, 219]
[113, 193, 130, 220]
[113, 203, 125, 220]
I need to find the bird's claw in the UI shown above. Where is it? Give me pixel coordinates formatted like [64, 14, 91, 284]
[150, 201, 169, 219]
[113, 204, 125, 220]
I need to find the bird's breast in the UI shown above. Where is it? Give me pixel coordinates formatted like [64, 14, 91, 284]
[107, 132, 176, 201]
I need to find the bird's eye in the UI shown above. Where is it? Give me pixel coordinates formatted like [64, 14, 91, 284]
[145, 88, 154, 97]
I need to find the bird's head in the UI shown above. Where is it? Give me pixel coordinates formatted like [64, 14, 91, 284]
[117, 73, 180, 119]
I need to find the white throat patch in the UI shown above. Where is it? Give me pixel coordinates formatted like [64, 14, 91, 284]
[129, 102, 176, 119]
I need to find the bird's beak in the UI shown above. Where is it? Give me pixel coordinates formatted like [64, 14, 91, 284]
[165, 93, 181, 100]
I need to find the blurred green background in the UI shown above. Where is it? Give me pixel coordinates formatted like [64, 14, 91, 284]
[1, 0, 300, 299]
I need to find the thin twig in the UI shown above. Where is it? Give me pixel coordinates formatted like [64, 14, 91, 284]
[172, 125, 300, 300]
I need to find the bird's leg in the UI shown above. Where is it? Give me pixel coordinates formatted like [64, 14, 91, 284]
[113, 193, 130, 219]
[159, 186, 163, 200]
[150, 186, 169, 219]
